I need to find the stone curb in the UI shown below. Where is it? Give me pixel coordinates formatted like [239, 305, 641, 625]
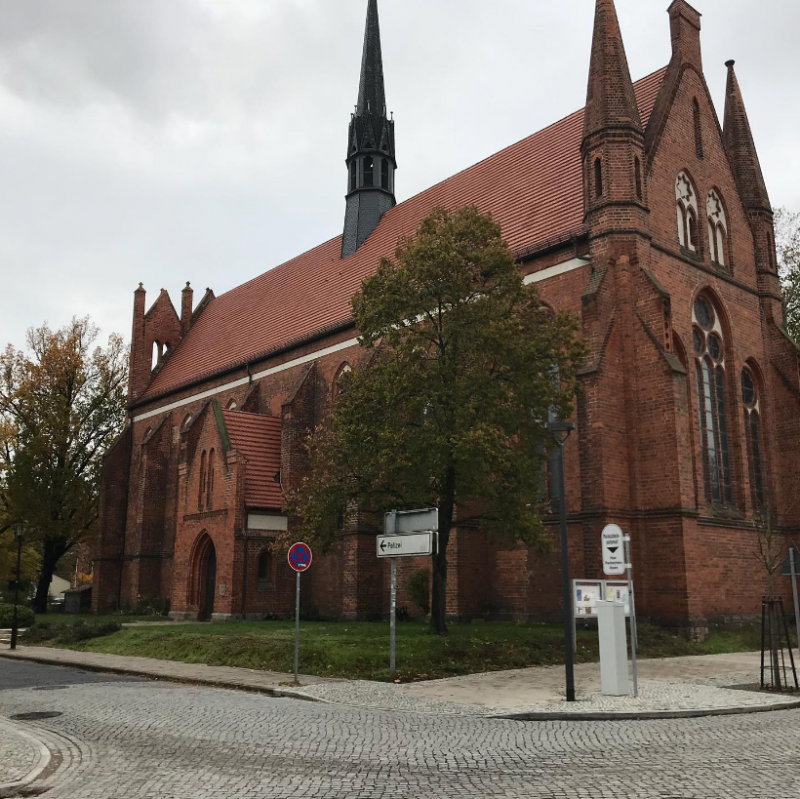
[491, 697, 800, 722]
[0, 717, 52, 797]
[0, 651, 327, 706]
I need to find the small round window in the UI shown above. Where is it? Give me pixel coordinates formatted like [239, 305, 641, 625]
[707, 334, 723, 363]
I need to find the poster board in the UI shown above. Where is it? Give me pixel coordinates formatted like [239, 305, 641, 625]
[573, 580, 604, 617]
[573, 579, 631, 619]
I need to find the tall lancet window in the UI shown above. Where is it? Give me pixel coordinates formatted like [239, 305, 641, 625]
[676, 172, 699, 253]
[693, 295, 732, 507]
[707, 190, 729, 267]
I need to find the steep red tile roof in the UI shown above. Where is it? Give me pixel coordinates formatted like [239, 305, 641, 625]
[223, 410, 282, 510]
[142, 68, 667, 403]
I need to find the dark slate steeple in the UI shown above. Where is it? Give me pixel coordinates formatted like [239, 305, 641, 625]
[342, 0, 396, 258]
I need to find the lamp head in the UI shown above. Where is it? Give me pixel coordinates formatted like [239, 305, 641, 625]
[13, 522, 25, 539]
[547, 420, 576, 445]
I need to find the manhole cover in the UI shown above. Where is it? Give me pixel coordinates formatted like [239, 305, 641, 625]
[33, 686, 68, 692]
[9, 712, 63, 722]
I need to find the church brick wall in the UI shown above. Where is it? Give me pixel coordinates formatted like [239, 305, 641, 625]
[93, 0, 799, 636]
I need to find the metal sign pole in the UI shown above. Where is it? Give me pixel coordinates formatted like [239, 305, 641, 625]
[294, 571, 301, 685]
[624, 534, 638, 698]
[390, 558, 397, 679]
[790, 547, 800, 660]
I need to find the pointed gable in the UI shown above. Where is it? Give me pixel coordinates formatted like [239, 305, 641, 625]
[223, 411, 283, 509]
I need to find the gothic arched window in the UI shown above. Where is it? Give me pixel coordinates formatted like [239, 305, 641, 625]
[634, 157, 643, 201]
[693, 295, 732, 506]
[742, 367, 765, 510]
[707, 190, 729, 267]
[676, 172, 699, 253]
[594, 158, 604, 199]
[381, 159, 389, 190]
[333, 363, 353, 401]
[198, 450, 207, 511]
[207, 449, 216, 511]
[693, 98, 704, 160]
[349, 160, 357, 192]
[363, 156, 374, 188]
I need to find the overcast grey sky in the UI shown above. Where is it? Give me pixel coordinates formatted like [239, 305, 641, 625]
[0, 0, 796, 349]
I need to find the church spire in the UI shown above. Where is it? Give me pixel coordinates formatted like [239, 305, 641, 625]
[724, 60, 771, 213]
[342, 0, 396, 259]
[357, 0, 386, 118]
[583, 0, 642, 140]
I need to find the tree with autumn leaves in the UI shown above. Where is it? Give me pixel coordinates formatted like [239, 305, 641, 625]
[0, 318, 127, 612]
[290, 207, 586, 636]
[775, 208, 800, 345]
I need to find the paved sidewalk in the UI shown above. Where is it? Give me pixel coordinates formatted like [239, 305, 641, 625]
[0, 646, 338, 700]
[3, 646, 799, 720]
[0, 716, 50, 792]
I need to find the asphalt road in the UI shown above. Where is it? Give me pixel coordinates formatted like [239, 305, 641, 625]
[1, 658, 799, 799]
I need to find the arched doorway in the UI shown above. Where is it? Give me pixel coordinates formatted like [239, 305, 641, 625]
[192, 535, 217, 622]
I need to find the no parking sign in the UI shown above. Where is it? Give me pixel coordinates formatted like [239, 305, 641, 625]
[288, 542, 313, 685]
[288, 542, 313, 573]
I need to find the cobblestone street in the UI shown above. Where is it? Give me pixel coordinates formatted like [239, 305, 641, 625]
[2, 659, 800, 799]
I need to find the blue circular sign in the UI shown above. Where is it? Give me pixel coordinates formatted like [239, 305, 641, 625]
[288, 542, 313, 573]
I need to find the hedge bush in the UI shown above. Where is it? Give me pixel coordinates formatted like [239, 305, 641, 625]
[0, 603, 35, 629]
[26, 619, 122, 645]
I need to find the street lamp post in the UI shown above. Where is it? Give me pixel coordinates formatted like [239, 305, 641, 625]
[549, 421, 576, 703]
[10, 522, 25, 651]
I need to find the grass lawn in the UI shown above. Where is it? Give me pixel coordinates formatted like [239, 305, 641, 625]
[35, 619, 768, 682]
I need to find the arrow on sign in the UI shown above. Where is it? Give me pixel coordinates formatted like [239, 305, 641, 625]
[380, 540, 388, 552]
[607, 546, 619, 555]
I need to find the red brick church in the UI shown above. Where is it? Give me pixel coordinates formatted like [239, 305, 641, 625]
[93, 0, 800, 634]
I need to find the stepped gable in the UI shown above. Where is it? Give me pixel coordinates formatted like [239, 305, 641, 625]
[223, 410, 282, 510]
[140, 68, 666, 404]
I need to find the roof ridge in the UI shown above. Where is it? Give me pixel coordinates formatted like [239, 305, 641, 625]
[211, 67, 669, 306]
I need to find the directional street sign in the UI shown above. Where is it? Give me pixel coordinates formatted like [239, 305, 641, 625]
[376, 532, 435, 559]
[602, 524, 626, 576]
[287, 542, 313, 573]
[384, 508, 439, 536]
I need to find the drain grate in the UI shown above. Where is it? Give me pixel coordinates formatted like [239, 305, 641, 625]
[9, 712, 63, 722]
[32, 687, 68, 692]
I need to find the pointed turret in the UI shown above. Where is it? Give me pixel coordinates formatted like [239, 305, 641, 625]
[583, 0, 642, 140]
[342, 0, 396, 258]
[724, 61, 780, 301]
[724, 60, 771, 213]
[582, 0, 648, 227]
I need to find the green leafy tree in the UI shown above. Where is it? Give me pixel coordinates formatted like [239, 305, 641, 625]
[775, 208, 800, 344]
[290, 206, 586, 635]
[0, 317, 127, 613]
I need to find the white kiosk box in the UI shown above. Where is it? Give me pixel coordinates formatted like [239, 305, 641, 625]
[596, 601, 630, 696]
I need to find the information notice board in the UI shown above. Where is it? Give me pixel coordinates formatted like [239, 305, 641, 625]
[573, 579, 631, 618]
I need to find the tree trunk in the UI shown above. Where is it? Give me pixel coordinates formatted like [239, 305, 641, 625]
[430, 466, 456, 636]
[32, 539, 67, 614]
